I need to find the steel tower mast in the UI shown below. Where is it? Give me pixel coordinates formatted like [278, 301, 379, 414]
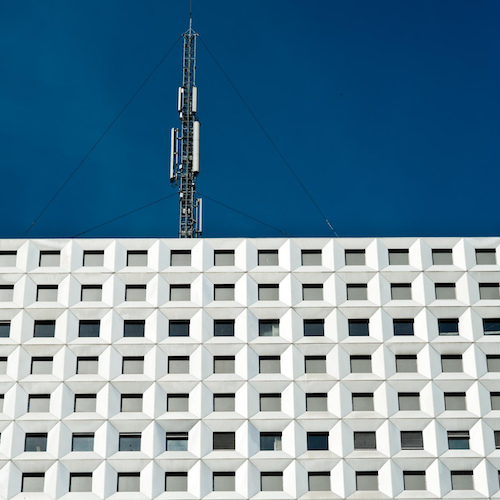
[170, 16, 202, 238]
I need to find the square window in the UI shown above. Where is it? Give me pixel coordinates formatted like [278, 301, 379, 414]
[166, 432, 188, 451]
[307, 432, 328, 450]
[171, 250, 191, 266]
[401, 431, 423, 450]
[36, 285, 57, 301]
[439, 318, 459, 335]
[352, 393, 374, 411]
[306, 393, 328, 411]
[214, 320, 234, 337]
[432, 249, 453, 265]
[260, 432, 282, 451]
[77, 357, 98, 374]
[0, 357, 6, 374]
[484, 319, 500, 335]
[258, 250, 278, 266]
[302, 283, 323, 301]
[260, 394, 281, 411]
[259, 319, 279, 337]
[0, 250, 16, 267]
[39, 250, 60, 266]
[121, 394, 142, 412]
[441, 355, 462, 372]
[305, 356, 326, 373]
[165, 472, 187, 491]
[435, 283, 456, 299]
[259, 356, 280, 374]
[124, 320, 145, 337]
[391, 283, 412, 300]
[214, 394, 235, 411]
[494, 431, 500, 449]
[117, 473, 140, 492]
[83, 250, 104, 267]
[354, 432, 376, 450]
[403, 471, 426, 490]
[356, 472, 378, 491]
[31, 357, 53, 374]
[213, 432, 235, 450]
[451, 471, 473, 490]
[348, 319, 369, 336]
[213, 472, 235, 491]
[72, 433, 94, 452]
[448, 431, 469, 450]
[69, 473, 92, 492]
[127, 250, 147, 266]
[169, 320, 189, 337]
[74, 394, 96, 412]
[0, 285, 13, 301]
[170, 284, 190, 301]
[487, 355, 500, 372]
[81, 285, 102, 301]
[302, 250, 322, 266]
[168, 356, 189, 374]
[79, 320, 100, 338]
[308, 472, 330, 491]
[445, 392, 466, 410]
[399, 393, 420, 410]
[476, 249, 496, 265]
[122, 357, 144, 374]
[28, 395, 50, 412]
[388, 249, 409, 265]
[214, 284, 235, 301]
[25, 433, 47, 452]
[167, 394, 189, 412]
[125, 285, 146, 301]
[0, 321, 10, 338]
[304, 319, 325, 336]
[491, 392, 500, 410]
[480, 283, 500, 300]
[347, 284, 367, 300]
[261, 472, 283, 491]
[214, 356, 235, 373]
[33, 320, 55, 338]
[350, 355, 371, 373]
[258, 284, 279, 300]
[393, 319, 414, 335]
[214, 250, 235, 266]
[345, 249, 365, 265]
[396, 355, 418, 373]
[22, 473, 44, 492]
[119, 433, 141, 451]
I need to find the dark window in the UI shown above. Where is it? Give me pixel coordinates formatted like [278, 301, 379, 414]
[347, 284, 367, 300]
[305, 356, 326, 373]
[83, 250, 104, 267]
[25, 433, 47, 452]
[76, 357, 98, 374]
[166, 432, 188, 451]
[33, 320, 55, 338]
[258, 284, 279, 300]
[0, 321, 10, 338]
[304, 319, 324, 336]
[401, 431, 423, 450]
[388, 249, 409, 265]
[484, 319, 500, 335]
[350, 356, 371, 373]
[354, 432, 376, 450]
[345, 249, 365, 265]
[301, 250, 322, 266]
[438, 318, 459, 335]
[171, 250, 191, 266]
[260, 394, 281, 411]
[69, 473, 92, 492]
[124, 320, 145, 337]
[214, 394, 235, 411]
[169, 320, 189, 337]
[260, 433, 282, 451]
[213, 432, 235, 450]
[432, 249, 453, 265]
[259, 319, 279, 337]
[214, 250, 235, 266]
[396, 355, 418, 373]
[79, 320, 100, 338]
[214, 320, 234, 337]
[258, 250, 278, 266]
[119, 433, 141, 451]
[476, 249, 496, 265]
[441, 355, 462, 372]
[127, 250, 147, 266]
[307, 432, 328, 450]
[448, 431, 469, 450]
[393, 319, 414, 335]
[348, 319, 369, 336]
[72, 433, 94, 451]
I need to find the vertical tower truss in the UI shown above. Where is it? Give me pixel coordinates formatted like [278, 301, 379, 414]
[170, 20, 202, 238]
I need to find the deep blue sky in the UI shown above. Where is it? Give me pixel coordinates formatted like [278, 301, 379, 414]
[1, 0, 498, 238]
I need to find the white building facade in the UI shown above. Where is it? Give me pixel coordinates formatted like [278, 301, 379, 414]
[0, 237, 500, 499]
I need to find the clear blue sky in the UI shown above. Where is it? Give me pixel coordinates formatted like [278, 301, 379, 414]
[1, 0, 498, 238]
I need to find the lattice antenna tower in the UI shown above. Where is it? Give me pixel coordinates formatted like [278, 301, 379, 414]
[170, 12, 202, 238]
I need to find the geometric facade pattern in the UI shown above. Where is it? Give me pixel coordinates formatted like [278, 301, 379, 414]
[0, 237, 500, 499]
